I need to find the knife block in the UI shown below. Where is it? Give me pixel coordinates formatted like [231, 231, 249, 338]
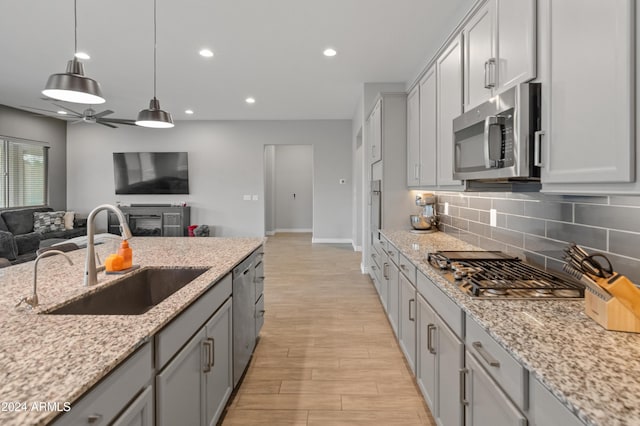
[585, 290, 640, 332]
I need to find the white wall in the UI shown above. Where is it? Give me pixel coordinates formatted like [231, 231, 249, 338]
[66, 120, 352, 240]
[273, 145, 313, 232]
[0, 105, 67, 210]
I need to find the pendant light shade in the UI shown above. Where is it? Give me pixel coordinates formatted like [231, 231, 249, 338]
[42, 0, 105, 104]
[136, 0, 174, 129]
[136, 97, 174, 128]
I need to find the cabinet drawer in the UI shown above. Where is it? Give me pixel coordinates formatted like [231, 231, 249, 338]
[53, 343, 152, 426]
[385, 242, 400, 266]
[417, 271, 463, 338]
[529, 376, 583, 426]
[373, 238, 384, 257]
[466, 316, 528, 410]
[156, 273, 232, 370]
[255, 293, 265, 336]
[255, 258, 264, 303]
[397, 253, 416, 284]
[370, 251, 382, 271]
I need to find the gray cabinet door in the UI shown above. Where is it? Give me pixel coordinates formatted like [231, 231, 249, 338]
[387, 261, 400, 336]
[465, 350, 527, 426]
[112, 386, 154, 426]
[162, 212, 183, 236]
[419, 66, 438, 187]
[156, 327, 207, 426]
[438, 316, 464, 426]
[204, 298, 233, 426]
[417, 295, 438, 413]
[407, 85, 421, 187]
[398, 273, 417, 373]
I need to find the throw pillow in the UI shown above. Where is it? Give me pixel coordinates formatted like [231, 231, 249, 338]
[33, 211, 66, 234]
[64, 211, 75, 230]
[0, 230, 18, 261]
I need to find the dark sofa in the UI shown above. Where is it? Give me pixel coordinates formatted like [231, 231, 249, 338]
[0, 207, 87, 265]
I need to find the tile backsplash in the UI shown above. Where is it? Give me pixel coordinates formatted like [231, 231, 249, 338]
[434, 192, 640, 283]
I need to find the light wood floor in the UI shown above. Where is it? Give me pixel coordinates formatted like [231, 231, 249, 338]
[221, 233, 435, 426]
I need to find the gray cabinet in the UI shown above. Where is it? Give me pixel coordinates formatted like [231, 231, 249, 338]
[386, 260, 400, 337]
[112, 385, 154, 426]
[407, 85, 421, 187]
[369, 99, 383, 164]
[528, 377, 583, 426]
[157, 298, 232, 426]
[417, 295, 437, 412]
[464, 350, 527, 426]
[398, 272, 417, 374]
[539, 0, 636, 192]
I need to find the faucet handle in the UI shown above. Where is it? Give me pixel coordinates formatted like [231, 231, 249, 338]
[15, 296, 37, 309]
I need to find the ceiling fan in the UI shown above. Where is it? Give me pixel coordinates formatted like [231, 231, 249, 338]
[23, 102, 136, 128]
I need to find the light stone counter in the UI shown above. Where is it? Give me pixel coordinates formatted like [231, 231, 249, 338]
[0, 236, 263, 426]
[381, 229, 640, 426]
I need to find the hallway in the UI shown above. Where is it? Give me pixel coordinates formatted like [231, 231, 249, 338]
[222, 233, 434, 425]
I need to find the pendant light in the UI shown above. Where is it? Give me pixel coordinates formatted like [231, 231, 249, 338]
[42, 0, 105, 104]
[136, 0, 174, 128]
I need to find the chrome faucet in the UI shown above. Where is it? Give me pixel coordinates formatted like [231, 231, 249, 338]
[16, 250, 73, 309]
[84, 204, 133, 286]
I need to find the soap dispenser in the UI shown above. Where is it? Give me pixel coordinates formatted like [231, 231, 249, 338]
[118, 240, 133, 269]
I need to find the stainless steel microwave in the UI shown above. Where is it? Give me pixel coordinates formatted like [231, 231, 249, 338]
[453, 83, 541, 181]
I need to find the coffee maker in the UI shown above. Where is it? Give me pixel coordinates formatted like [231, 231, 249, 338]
[410, 193, 438, 233]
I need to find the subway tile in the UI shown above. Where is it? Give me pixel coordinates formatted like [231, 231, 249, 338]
[575, 204, 640, 233]
[610, 195, 640, 207]
[449, 195, 469, 208]
[546, 257, 566, 274]
[492, 199, 524, 216]
[507, 215, 545, 236]
[478, 211, 490, 225]
[449, 206, 460, 217]
[524, 201, 573, 222]
[476, 236, 506, 252]
[436, 204, 445, 215]
[459, 231, 479, 246]
[459, 207, 479, 222]
[442, 224, 459, 237]
[524, 235, 567, 261]
[603, 252, 640, 284]
[546, 222, 607, 251]
[503, 247, 546, 268]
[469, 221, 491, 238]
[468, 197, 492, 211]
[491, 227, 524, 248]
[496, 213, 507, 228]
[452, 217, 469, 231]
[609, 230, 640, 260]
[438, 215, 452, 226]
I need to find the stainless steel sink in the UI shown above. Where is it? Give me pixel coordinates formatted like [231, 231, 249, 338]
[45, 267, 209, 315]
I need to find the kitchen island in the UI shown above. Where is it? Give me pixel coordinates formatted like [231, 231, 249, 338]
[0, 236, 263, 426]
[381, 229, 640, 426]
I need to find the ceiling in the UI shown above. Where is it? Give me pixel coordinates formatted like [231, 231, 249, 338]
[0, 0, 472, 121]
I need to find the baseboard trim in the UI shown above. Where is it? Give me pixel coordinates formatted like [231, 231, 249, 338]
[265, 231, 275, 236]
[274, 228, 312, 233]
[311, 238, 353, 244]
[352, 244, 362, 252]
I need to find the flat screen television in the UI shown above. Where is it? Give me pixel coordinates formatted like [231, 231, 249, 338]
[113, 152, 190, 194]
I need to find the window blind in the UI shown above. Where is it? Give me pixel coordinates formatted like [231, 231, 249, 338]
[0, 139, 48, 208]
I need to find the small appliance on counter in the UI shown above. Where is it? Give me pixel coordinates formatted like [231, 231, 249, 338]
[410, 193, 438, 234]
[563, 243, 640, 332]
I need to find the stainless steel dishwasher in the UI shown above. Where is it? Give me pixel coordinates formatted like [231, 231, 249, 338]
[232, 250, 257, 387]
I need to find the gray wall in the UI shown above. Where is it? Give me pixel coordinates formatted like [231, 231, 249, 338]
[273, 145, 313, 232]
[0, 105, 67, 210]
[66, 120, 352, 239]
[437, 191, 640, 283]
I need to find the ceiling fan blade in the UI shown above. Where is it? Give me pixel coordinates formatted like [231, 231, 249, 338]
[98, 121, 118, 129]
[102, 118, 136, 124]
[51, 103, 83, 116]
[94, 109, 114, 119]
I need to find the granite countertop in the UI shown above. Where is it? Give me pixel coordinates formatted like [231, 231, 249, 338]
[0, 236, 263, 426]
[381, 230, 640, 426]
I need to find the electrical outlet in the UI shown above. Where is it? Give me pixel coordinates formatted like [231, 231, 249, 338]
[252, 195, 258, 201]
[444, 202, 449, 215]
[490, 208, 497, 227]
[243, 195, 251, 201]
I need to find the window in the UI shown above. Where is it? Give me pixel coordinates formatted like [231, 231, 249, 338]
[0, 138, 49, 208]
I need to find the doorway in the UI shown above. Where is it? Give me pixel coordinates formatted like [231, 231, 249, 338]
[264, 145, 313, 236]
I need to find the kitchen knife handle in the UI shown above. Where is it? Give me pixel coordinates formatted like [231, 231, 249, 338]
[534, 130, 545, 167]
[472, 341, 500, 367]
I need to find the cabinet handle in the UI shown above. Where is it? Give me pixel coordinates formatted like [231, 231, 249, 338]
[255, 276, 265, 283]
[414, 164, 420, 180]
[427, 323, 436, 354]
[383, 262, 389, 280]
[459, 368, 469, 406]
[208, 337, 215, 368]
[472, 341, 500, 367]
[371, 265, 377, 271]
[400, 264, 408, 271]
[534, 130, 545, 167]
[372, 253, 377, 259]
[409, 298, 415, 321]
[484, 58, 496, 89]
[387, 250, 395, 257]
[257, 309, 266, 318]
[202, 339, 213, 373]
[87, 414, 103, 424]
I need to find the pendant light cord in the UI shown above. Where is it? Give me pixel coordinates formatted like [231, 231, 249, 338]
[153, 0, 157, 99]
[74, 0, 78, 54]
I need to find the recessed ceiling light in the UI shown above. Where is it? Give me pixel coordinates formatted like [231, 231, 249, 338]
[245, 97, 256, 104]
[57, 110, 67, 115]
[199, 49, 214, 58]
[74, 51, 90, 60]
[185, 109, 194, 115]
[323, 48, 337, 57]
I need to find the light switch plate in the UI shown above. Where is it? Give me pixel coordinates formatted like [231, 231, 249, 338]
[243, 195, 251, 201]
[444, 202, 449, 215]
[490, 208, 497, 227]
[252, 195, 258, 201]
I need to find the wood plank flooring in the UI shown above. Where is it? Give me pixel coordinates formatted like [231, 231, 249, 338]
[221, 233, 435, 426]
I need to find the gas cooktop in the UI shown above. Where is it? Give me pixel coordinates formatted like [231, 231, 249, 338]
[427, 251, 584, 300]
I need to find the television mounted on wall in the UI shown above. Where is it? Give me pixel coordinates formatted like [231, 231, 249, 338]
[113, 152, 190, 194]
